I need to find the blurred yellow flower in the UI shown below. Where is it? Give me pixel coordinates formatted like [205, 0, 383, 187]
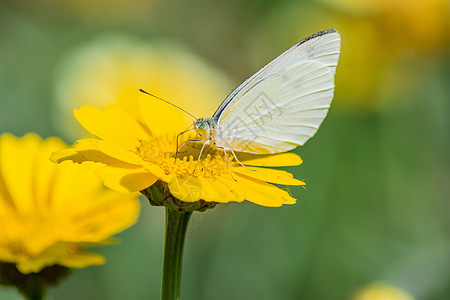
[0, 134, 139, 274]
[53, 35, 232, 139]
[260, 0, 449, 111]
[352, 283, 415, 300]
[51, 98, 305, 207]
[320, 0, 449, 52]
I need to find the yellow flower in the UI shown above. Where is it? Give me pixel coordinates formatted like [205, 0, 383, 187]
[51, 97, 305, 207]
[0, 134, 139, 274]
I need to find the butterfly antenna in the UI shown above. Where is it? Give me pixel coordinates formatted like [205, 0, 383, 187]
[139, 89, 198, 120]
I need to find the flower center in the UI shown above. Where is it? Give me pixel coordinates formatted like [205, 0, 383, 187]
[136, 134, 233, 178]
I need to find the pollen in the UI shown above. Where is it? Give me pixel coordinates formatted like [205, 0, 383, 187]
[137, 135, 233, 178]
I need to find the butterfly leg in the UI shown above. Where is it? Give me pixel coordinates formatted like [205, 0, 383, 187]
[176, 127, 196, 160]
[175, 139, 202, 166]
[192, 140, 211, 173]
[215, 145, 238, 181]
[177, 139, 202, 153]
[228, 148, 254, 171]
[197, 140, 210, 161]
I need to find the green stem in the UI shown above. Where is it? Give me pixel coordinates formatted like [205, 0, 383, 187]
[23, 290, 45, 300]
[20, 272, 45, 300]
[161, 207, 192, 300]
[20, 275, 45, 300]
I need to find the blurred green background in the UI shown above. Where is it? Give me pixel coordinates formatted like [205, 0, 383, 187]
[0, 0, 449, 299]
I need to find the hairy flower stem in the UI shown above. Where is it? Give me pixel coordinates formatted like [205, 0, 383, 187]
[161, 207, 192, 300]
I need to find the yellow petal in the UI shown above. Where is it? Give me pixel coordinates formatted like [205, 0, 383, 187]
[141, 162, 171, 182]
[51, 163, 140, 241]
[139, 94, 193, 136]
[198, 176, 245, 203]
[59, 251, 105, 268]
[50, 147, 87, 164]
[0, 134, 40, 213]
[235, 173, 296, 207]
[233, 167, 305, 186]
[35, 137, 67, 206]
[96, 165, 158, 192]
[215, 176, 246, 202]
[168, 175, 202, 202]
[74, 105, 142, 151]
[60, 192, 139, 241]
[75, 138, 143, 166]
[102, 105, 149, 141]
[16, 243, 67, 274]
[51, 161, 105, 215]
[238, 152, 303, 167]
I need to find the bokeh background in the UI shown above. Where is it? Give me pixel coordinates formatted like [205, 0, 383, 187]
[0, 0, 449, 299]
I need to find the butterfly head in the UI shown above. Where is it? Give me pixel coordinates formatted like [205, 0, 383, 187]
[194, 118, 218, 140]
[194, 118, 207, 131]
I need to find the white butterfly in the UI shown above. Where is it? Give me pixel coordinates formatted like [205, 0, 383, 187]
[142, 29, 340, 163]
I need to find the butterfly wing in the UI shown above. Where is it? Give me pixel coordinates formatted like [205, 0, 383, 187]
[214, 29, 340, 154]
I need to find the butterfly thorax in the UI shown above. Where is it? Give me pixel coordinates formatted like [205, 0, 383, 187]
[194, 117, 220, 146]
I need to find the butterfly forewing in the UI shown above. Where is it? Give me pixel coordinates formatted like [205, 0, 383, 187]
[213, 29, 340, 154]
